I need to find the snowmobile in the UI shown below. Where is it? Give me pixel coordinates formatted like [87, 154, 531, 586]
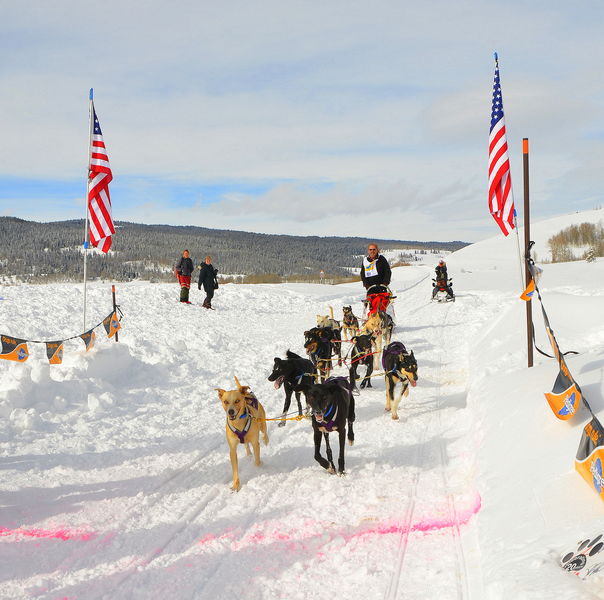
[432, 278, 455, 303]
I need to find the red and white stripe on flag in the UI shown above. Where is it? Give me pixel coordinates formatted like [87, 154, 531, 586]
[488, 56, 515, 236]
[88, 103, 115, 253]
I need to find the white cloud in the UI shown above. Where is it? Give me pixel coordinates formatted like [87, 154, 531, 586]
[1, 0, 603, 240]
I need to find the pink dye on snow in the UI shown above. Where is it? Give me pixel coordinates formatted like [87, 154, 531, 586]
[0, 526, 95, 542]
[198, 493, 482, 550]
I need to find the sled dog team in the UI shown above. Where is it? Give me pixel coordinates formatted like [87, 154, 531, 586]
[218, 304, 418, 492]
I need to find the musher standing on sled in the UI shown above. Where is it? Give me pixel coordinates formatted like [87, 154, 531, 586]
[432, 259, 454, 300]
[174, 249, 194, 304]
[361, 243, 392, 314]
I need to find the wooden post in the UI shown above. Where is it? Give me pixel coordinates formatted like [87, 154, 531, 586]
[111, 285, 119, 343]
[523, 138, 533, 368]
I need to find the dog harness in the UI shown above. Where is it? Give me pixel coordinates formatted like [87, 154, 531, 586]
[314, 402, 338, 432]
[245, 392, 259, 410]
[227, 411, 252, 444]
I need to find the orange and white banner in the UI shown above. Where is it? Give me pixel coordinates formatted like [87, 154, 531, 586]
[45, 341, 64, 365]
[576, 417, 604, 502]
[0, 334, 29, 362]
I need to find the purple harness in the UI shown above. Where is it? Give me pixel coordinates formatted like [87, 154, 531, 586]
[314, 377, 349, 431]
[314, 403, 338, 432]
[245, 392, 259, 410]
[227, 411, 252, 444]
[382, 342, 408, 371]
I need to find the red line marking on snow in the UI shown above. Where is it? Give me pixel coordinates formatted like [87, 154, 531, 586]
[197, 493, 482, 550]
[0, 527, 96, 542]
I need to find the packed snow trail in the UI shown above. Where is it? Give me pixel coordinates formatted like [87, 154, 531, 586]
[0, 265, 498, 600]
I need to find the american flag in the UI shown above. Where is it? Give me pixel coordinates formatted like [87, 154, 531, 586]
[88, 103, 115, 253]
[488, 55, 515, 236]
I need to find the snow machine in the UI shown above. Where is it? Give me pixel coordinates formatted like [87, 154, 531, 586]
[432, 278, 455, 303]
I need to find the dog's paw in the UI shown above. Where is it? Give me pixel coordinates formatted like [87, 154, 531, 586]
[278, 420, 286, 427]
[384, 407, 391, 412]
[231, 481, 241, 492]
[348, 439, 354, 446]
[391, 414, 399, 420]
[338, 470, 347, 477]
[327, 466, 336, 475]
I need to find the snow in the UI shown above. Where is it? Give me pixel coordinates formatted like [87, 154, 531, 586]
[1, 212, 603, 599]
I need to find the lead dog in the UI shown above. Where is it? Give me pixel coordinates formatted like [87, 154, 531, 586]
[216, 376, 269, 491]
[382, 342, 418, 420]
[303, 376, 355, 475]
[268, 350, 315, 426]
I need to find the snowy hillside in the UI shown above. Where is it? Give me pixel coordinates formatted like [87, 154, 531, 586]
[0, 214, 603, 599]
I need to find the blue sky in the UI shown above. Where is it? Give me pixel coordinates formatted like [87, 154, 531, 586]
[1, 1, 603, 242]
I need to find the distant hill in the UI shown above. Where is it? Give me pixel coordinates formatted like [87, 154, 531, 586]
[0, 217, 469, 283]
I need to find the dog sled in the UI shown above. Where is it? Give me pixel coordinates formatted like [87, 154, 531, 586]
[364, 284, 396, 320]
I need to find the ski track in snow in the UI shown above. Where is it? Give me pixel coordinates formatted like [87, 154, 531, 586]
[2, 224, 604, 600]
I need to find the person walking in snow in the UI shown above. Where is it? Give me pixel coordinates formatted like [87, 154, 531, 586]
[360, 243, 391, 314]
[174, 249, 194, 303]
[198, 255, 219, 309]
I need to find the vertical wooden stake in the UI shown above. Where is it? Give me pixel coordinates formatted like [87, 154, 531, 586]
[523, 138, 533, 368]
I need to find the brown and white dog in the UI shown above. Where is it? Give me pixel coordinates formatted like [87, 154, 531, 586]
[216, 376, 269, 492]
[341, 305, 360, 341]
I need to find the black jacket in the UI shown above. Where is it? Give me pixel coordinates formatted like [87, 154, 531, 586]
[361, 254, 391, 290]
[175, 256, 194, 277]
[198, 263, 218, 291]
[435, 265, 448, 282]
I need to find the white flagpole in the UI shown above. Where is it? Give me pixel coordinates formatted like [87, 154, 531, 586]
[512, 205, 524, 292]
[83, 88, 94, 330]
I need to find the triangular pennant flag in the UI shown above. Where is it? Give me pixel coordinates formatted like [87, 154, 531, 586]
[520, 279, 535, 301]
[575, 417, 604, 501]
[45, 341, 64, 365]
[544, 375, 582, 420]
[80, 330, 96, 352]
[0, 334, 29, 362]
[103, 311, 121, 339]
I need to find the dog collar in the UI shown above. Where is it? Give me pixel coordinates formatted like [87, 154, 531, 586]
[227, 412, 252, 444]
[315, 403, 338, 431]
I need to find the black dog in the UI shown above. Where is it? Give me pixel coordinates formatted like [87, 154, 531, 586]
[382, 341, 418, 420]
[304, 327, 338, 382]
[268, 350, 315, 427]
[348, 333, 374, 392]
[303, 376, 355, 475]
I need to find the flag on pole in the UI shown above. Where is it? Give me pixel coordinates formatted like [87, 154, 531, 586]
[519, 278, 535, 301]
[488, 54, 516, 236]
[88, 103, 115, 252]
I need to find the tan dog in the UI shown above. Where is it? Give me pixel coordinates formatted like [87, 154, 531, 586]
[316, 305, 341, 330]
[216, 376, 269, 492]
[361, 310, 394, 369]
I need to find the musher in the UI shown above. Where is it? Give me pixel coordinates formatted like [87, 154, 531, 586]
[360, 243, 392, 314]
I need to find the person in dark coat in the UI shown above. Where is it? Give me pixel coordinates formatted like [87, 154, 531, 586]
[360, 243, 392, 314]
[198, 255, 218, 309]
[174, 249, 194, 303]
[432, 259, 454, 299]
